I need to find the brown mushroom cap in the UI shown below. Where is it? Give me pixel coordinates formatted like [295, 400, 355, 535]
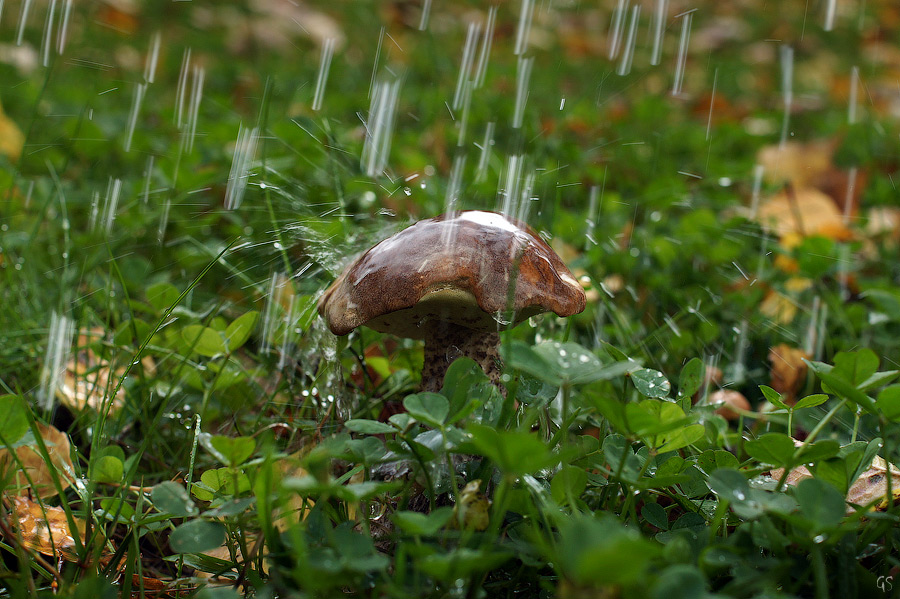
[317, 211, 586, 339]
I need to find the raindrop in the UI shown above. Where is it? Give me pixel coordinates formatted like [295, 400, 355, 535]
[55, 0, 72, 54]
[361, 77, 402, 177]
[779, 45, 793, 147]
[473, 6, 497, 87]
[671, 10, 694, 96]
[513, 0, 534, 56]
[607, 0, 628, 60]
[823, 0, 836, 31]
[158, 198, 170, 243]
[15, 0, 33, 46]
[141, 156, 154, 204]
[616, 5, 640, 76]
[184, 64, 205, 153]
[143, 31, 161, 83]
[650, 0, 668, 66]
[417, 0, 432, 31]
[474, 121, 495, 183]
[224, 123, 260, 210]
[453, 22, 481, 111]
[512, 56, 534, 129]
[175, 48, 192, 128]
[312, 38, 337, 111]
[38, 311, 74, 410]
[124, 82, 148, 152]
[39, 0, 57, 67]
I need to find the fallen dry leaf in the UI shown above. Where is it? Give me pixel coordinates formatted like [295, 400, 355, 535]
[5, 495, 85, 560]
[757, 141, 834, 189]
[759, 289, 799, 325]
[450, 479, 490, 531]
[846, 456, 900, 511]
[0, 98, 24, 162]
[768, 344, 810, 403]
[56, 328, 154, 414]
[708, 389, 751, 421]
[0, 423, 74, 498]
[769, 455, 900, 515]
[756, 186, 852, 241]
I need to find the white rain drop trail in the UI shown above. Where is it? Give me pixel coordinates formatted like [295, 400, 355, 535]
[453, 22, 481, 111]
[361, 78, 402, 177]
[512, 56, 533, 129]
[514, 0, 534, 56]
[312, 38, 337, 111]
[144, 31, 161, 83]
[779, 45, 793, 146]
[617, 5, 640, 76]
[16, 0, 33, 46]
[671, 10, 694, 96]
[124, 82, 147, 152]
[608, 0, 627, 60]
[473, 6, 497, 88]
[651, 0, 668, 66]
[39, 0, 57, 67]
[475, 121, 495, 183]
[38, 312, 74, 410]
[224, 124, 260, 210]
[55, 0, 72, 54]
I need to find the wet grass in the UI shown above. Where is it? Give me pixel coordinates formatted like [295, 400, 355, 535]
[1, 0, 900, 597]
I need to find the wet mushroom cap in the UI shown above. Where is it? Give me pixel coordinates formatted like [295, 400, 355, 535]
[317, 210, 586, 339]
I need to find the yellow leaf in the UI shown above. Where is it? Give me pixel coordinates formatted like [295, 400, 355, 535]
[0, 99, 24, 162]
[450, 480, 490, 531]
[756, 187, 851, 240]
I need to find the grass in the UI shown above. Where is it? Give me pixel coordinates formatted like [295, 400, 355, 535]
[2, 0, 900, 597]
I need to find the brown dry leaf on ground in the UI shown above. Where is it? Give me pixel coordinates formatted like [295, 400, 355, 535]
[756, 140, 865, 217]
[769, 456, 900, 514]
[757, 141, 834, 188]
[5, 496, 86, 560]
[708, 389, 751, 421]
[0, 423, 74, 498]
[273, 452, 314, 531]
[846, 456, 900, 510]
[0, 98, 24, 162]
[755, 187, 852, 240]
[450, 480, 490, 531]
[759, 289, 799, 325]
[57, 328, 154, 414]
[196, 0, 345, 55]
[768, 344, 810, 403]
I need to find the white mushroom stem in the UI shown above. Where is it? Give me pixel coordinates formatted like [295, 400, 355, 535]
[421, 321, 502, 394]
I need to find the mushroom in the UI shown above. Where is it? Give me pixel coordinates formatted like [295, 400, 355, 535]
[317, 211, 586, 393]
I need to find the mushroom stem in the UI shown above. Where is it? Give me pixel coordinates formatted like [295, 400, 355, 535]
[421, 321, 502, 393]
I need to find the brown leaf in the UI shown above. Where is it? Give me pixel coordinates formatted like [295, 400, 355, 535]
[756, 186, 852, 240]
[846, 456, 900, 511]
[757, 141, 834, 189]
[708, 389, 751, 421]
[768, 344, 810, 403]
[5, 496, 85, 560]
[770, 455, 900, 515]
[0, 423, 74, 498]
